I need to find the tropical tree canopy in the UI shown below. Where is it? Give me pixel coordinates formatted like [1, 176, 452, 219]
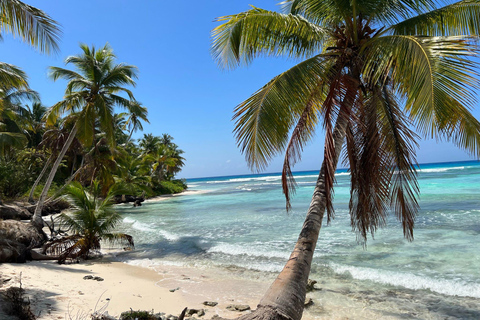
[47, 43, 140, 147]
[212, 0, 480, 243]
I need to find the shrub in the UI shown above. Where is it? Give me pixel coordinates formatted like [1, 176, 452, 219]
[154, 179, 187, 195]
[120, 309, 157, 320]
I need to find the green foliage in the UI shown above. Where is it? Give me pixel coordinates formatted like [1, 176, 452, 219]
[154, 179, 187, 195]
[0, 148, 53, 200]
[0, 42, 186, 203]
[43, 181, 134, 263]
[211, 0, 480, 243]
[0, 158, 32, 199]
[120, 310, 156, 320]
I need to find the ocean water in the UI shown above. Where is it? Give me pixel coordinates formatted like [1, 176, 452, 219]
[115, 161, 480, 319]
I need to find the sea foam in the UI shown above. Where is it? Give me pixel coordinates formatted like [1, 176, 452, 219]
[330, 263, 480, 298]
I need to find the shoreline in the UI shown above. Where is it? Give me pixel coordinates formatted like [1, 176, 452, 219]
[143, 190, 211, 203]
[0, 253, 271, 320]
[2, 251, 480, 320]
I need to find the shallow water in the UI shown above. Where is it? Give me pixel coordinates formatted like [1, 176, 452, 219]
[116, 161, 480, 319]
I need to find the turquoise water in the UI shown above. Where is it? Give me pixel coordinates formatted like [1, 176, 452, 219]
[116, 160, 480, 318]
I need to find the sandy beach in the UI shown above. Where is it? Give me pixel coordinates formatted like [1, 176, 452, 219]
[0, 255, 271, 320]
[2, 251, 479, 320]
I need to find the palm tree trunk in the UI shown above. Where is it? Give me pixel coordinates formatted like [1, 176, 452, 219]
[28, 154, 54, 204]
[44, 158, 84, 204]
[240, 77, 357, 319]
[32, 124, 78, 230]
[244, 115, 349, 320]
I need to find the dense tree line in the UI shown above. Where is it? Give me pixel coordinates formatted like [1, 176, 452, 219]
[0, 44, 186, 206]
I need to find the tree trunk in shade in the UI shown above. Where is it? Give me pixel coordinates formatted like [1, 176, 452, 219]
[32, 124, 78, 231]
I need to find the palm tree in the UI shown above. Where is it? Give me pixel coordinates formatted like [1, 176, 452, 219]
[21, 102, 48, 148]
[32, 44, 140, 229]
[114, 153, 152, 199]
[212, 1, 480, 320]
[138, 133, 160, 155]
[159, 133, 173, 146]
[43, 181, 134, 263]
[124, 101, 149, 141]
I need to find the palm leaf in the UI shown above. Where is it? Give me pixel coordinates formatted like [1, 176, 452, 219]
[392, 1, 480, 37]
[234, 54, 335, 171]
[212, 6, 329, 69]
[364, 35, 478, 138]
[0, 0, 61, 54]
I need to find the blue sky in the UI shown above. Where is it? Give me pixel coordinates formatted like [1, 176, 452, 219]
[4, 1, 479, 178]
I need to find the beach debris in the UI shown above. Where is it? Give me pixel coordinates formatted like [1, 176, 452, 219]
[169, 287, 180, 292]
[120, 309, 156, 320]
[226, 304, 251, 312]
[178, 307, 188, 320]
[93, 311, 116, 320]
[83, 275, 104, 281]
[304, 297, 314, 308]
[306, 279, 318, 292]
[203, 301, 218, 307]
[186, 308, 205, 317]
[166, 314, 179, 320]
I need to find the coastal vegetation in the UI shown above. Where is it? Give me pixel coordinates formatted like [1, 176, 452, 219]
[43, 181, 134, 263]
[212, 1, 480, 320]
[0, 0, 186, 265]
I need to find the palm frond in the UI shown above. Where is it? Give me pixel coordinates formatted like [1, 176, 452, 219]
[101, 64, 138, 87]
[345, 90, 389, 243]
[212, 6, 329, 69]
[0, 0, 61, 54]
[234, 54, 335, 171]
[282, 82, 324, 210]
[102, 233, 134, 248]
[283, 0, 435, 26]
[0, 62, 29, 89]
[392, 1, 480, 37]
[0, 131, 27, 154]
[364, 35, 478, 138]
[378, 86, 419, 241]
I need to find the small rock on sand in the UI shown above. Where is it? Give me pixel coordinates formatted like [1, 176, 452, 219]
[226, 304, 250, 312]
[305, 297, 314, 307]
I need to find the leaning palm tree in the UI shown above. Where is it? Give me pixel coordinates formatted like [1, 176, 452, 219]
[212, 1, 480, 320]
[32, 43, 140, 230]
[43, 181, 134, 264]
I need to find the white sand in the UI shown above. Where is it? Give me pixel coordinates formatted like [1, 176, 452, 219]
[0, 256, 271, 320]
